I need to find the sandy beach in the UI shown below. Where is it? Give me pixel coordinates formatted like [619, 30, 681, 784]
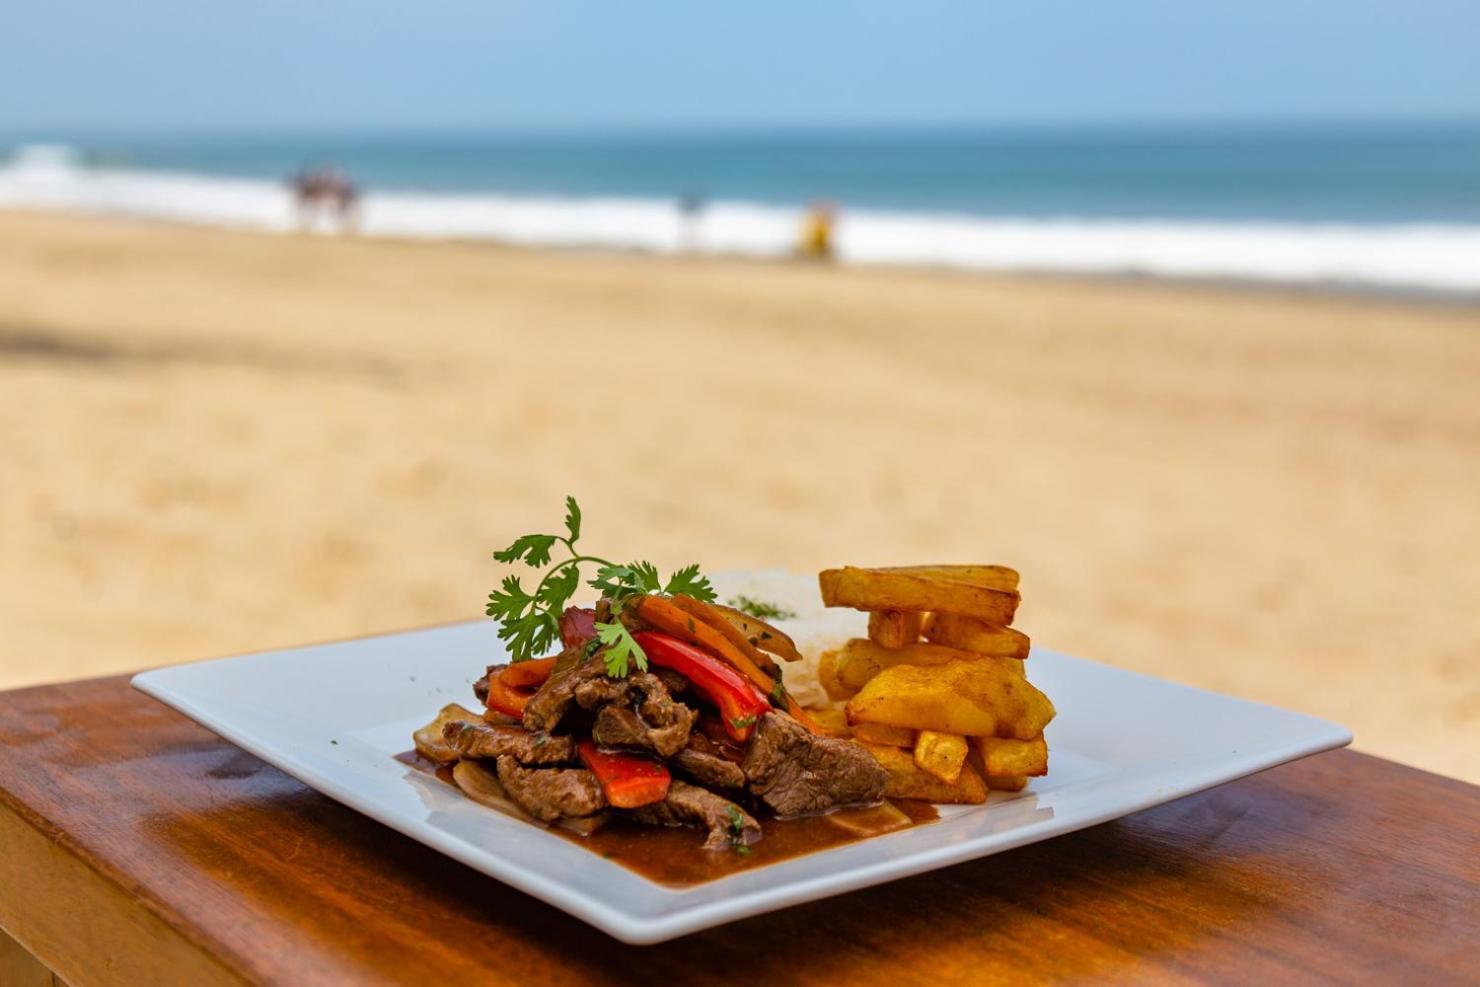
[2, 209, 1477, 781]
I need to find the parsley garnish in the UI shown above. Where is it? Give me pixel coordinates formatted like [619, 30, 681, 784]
[730, 713, 758, 731]
[728, 595, 796, 621]
[485, 497, 717, 674]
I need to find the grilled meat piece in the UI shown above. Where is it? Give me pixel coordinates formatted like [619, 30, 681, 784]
[629, 780, 762, 850]
[576, 672, 695, 758]
[494, 756, 606, 822]
[442, 720, 576, 765]
[521, 648, 607, 733]
[673, 733, 747, 790]
[742, 712, 888, 817]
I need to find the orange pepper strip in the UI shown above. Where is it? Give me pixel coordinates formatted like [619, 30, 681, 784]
[668, 595, 780, 678]
[499, 656, 556, 689]
[483, 676, 532, 719]
[632, 595, 823, 735]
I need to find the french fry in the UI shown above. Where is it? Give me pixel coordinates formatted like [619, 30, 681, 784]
[973, 735, 1048, 777]
[819, 567, 1020, 625]
[877, 564, 1019, 593]
[914, 730, 969, 784]
[922, 613, 1030, 659]
[818, 647, 853, 702]
[807, 706, 852, 738]
[847, 657, 1055, 739]
[986, 775, 1028, 792]
[832, 637, 1021, 695]
[859, 742, 987, 804]
[867, 610, 924, 649]
[851, 720, 916, 747]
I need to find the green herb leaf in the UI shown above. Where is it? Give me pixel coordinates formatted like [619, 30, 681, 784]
[492, 533, 559, 568]
[596, 620, 648, 678]
[730, 713, 758, 731]
[666, 564, 717, 601]
[727, 595, 796, 620]
[562, 495, 581, 544]
[487, 497, 716, 669]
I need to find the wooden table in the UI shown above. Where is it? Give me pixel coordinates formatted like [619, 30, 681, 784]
[1, 675, 1475, 986]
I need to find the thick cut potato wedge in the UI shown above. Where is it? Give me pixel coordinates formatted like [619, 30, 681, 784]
[819, 567, 1020, 625]
[807, 705, 852, 738]
[834, 637, 1024, 694]
[973, 735, 1048, 777]
[867, 609, 924, 649]
[986, 775, 1028, 792]
[847, 658, 1055, 739]
[851, 721, 916, 747]
[922, 613, 1030, 659]
[914, 730, 969, 784]
[877, 565, 1019, 593]
[818, 647, 853, 702]
[859, 742, 987, 804]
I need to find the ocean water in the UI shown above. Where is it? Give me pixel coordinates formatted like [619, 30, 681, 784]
[3, 126, 1478, 292]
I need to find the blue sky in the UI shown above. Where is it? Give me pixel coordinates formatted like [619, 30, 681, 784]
[3, 1, 1477, 135]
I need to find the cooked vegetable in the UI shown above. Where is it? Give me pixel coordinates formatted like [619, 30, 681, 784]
[818, 647, 850, 702]
[485, 495, 716, 665]
[483, 675, 534, 719]
[851, 721, 916, 747]
[973, 735, 1048, 777]
[668, 594, 781, 678]
[413, 703, 481, 763]
[858, 742, 987, 804]
[846, 658, 1055, 739]
[922, 613, 1030, 659]
[451, 759, 534, 819]
[712, 602, 804, 663]
[633, 597, 824, 733]
[913, 730, 969, 784]
[499, 656, 557, 689]
[807, 706, 852, 737]
[558, 606, 597, 649]
[876, 564, 1019, 592]
[986, 774, 1028, 792]
[867, 610, 923, 649]
[633, 631, 771, 742]
[831, 637, 995, 694]
[577, 740, 672, 809]
[819, 566, 1019, 625]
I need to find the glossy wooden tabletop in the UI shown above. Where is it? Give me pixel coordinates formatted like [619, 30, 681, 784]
[0, 675, 1475, 986]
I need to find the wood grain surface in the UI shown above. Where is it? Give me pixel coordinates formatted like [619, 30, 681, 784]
[0, 675, 1475, 986]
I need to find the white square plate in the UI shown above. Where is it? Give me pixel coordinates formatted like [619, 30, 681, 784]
[132, 593, 1350, 944]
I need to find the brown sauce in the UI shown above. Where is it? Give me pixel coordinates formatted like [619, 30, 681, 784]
[396, 750, 938, 887]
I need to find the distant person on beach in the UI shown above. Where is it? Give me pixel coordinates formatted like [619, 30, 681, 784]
[798, 200, 836, 261]
[290, 166, 360, 233]
[677, 190, 705, 253]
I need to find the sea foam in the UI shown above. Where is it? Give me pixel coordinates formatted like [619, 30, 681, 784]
[3, 146, 1476, 294]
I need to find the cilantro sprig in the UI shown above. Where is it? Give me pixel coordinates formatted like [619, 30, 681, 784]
[486, 497, 717, 675]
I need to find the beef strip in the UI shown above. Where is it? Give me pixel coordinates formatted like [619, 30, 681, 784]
[494, 756, 606, 821]
[521, 649, 608, 733]
[673, 733, 747, 790]
[442, 719, 576, 765]
[628, 780, 762, 850]
[741, 711, 888, 817]
[575, 672, 695, 758]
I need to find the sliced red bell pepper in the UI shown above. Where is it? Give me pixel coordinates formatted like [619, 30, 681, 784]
[483, 674, 533, 719]
[577, 740, 671, 809]
[632, 631, 771, 742]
